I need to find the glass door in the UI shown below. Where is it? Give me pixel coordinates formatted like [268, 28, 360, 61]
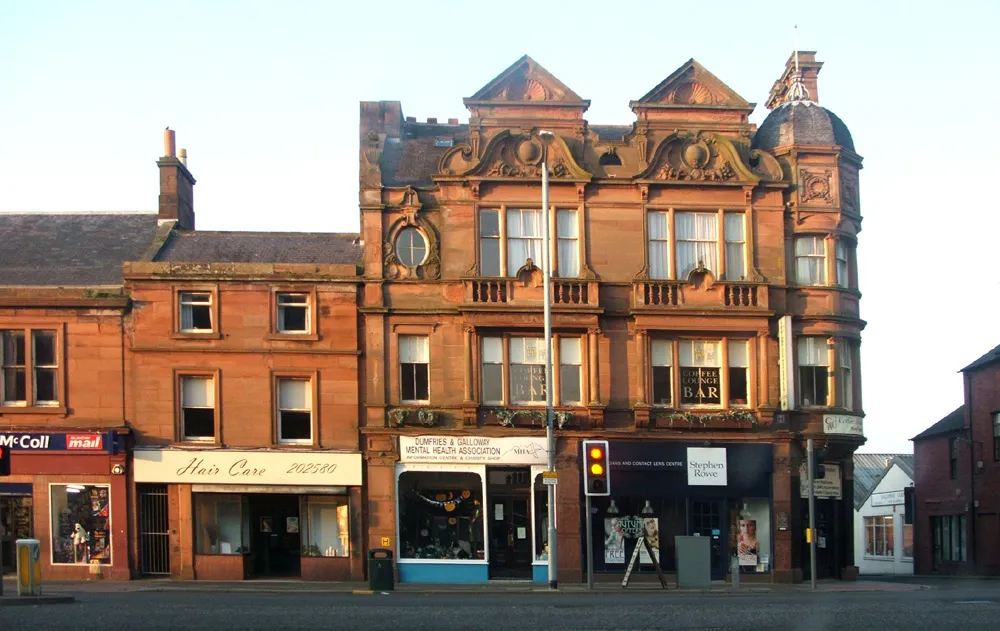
[690, 499, 726, 580]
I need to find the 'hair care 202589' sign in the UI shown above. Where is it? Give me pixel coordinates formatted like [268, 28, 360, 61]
[133, 449, 362, 486]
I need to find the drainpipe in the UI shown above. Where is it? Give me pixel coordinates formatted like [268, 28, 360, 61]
[965, 371, 976, 572]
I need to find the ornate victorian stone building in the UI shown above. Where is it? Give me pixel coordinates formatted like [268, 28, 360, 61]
[359, 52, 865, 584]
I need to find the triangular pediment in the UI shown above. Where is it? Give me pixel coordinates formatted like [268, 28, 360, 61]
[632, 59, 752, 110]
[466, 55, 587, 105]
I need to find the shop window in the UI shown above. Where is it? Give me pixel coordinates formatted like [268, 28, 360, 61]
[727, 340, 748, 406]
[398, 471, 484, 560]
[798, 337, 829, 407]
[195, 494, 250, 555]
[533, 474, 550, 561]
[724, 213, 746, 280]
[864, 515, 894, 558]
[679, 340, 721, 406]
[301, 496, 350, 557]
[932, 515, 966, 562]
[729, 498, 771, 573]
[179, 374, 217, 442]
[50, 484, 111, 565]
[179, 291, 214, 332]
[1, 329, 61, 407]
[902, 523, 914, 559]
[399, 335, 429, 403]
[559, 337, 582, 405]
[276, 293, 310, 334]
[651, 340, 672, 406]
[595, 497, 684, 573]
[794, 236, 826, 285]
[276, 377, 314, 444]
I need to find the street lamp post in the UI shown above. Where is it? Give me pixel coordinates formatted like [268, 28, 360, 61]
[539, 129, 558, 589]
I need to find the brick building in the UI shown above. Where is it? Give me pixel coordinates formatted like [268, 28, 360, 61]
[912, 343, 1000, 575]
[359, 52, 865, 584]
[125, 135, 366, 580]
[0, 212, 158, 580]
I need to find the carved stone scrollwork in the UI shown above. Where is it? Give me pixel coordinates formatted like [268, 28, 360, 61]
[442, 130, 592, 180]
[639, 132, 759, 183]
[799, 169, 836, 205]
[749, 149, 784, 181]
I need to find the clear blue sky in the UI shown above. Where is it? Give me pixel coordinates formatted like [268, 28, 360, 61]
[2, 1, 998, 454]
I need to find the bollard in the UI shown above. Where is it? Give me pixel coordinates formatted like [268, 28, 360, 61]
[16, 539, 42, 596]
[730, 555, 740, 588]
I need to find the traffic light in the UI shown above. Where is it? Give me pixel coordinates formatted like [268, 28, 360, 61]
[812, 448, 826, 480]
[0, 446, 9, 476]
[582, 440, 610, 496]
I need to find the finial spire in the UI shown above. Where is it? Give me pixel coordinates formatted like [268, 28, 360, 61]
[788, 24, 811, 102]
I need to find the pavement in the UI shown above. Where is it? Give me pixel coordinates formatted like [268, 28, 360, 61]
[1, 574, 930, 601]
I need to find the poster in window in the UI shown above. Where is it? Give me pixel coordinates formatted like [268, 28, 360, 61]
[604, 517, 625, 564]
[639, 517, 660, 565]
[738, 519, 759, 566]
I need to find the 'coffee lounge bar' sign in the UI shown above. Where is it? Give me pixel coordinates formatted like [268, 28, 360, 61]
[133, 449, 363, 486]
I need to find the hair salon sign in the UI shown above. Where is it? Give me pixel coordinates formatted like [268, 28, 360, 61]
[133, 449, 362, 486]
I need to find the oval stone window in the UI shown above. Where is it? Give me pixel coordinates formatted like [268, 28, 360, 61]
[396, 227, 428, 267]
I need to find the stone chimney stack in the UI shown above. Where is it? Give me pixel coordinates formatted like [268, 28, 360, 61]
[157, 128, 196, 230]
[765, 51, 824, 110]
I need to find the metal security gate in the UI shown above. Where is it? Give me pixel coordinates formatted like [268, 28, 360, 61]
[138, 484, 170, 576]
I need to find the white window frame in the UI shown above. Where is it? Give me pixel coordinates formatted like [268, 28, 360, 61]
[48, 482, 113, 565]
[509, 336, 547, 405]
[396, 227, 429, 268]
[794, 236, 827, 286]
[179, 291, 214, 332]
[724, 212, 747, 281]
[864, 515, 894, 559]
[838, 340, 853, 411]
[675, 211, 719, 279]
[836, 241, 849, 287]
[798, 337, 830, 408]
[180, 375, 216, 442]
[555, 209, 580, 278]
[276, 377, 314, 445]
[399, 335, 430, 404]
[558, 337, 582, 405]
[276, 292, 311, 334]
[478, 206, 584, 278]
[678, 340, 722, 408]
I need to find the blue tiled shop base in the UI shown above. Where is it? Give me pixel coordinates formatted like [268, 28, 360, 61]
[398, 563, 489, 583]
[532, 564, 547, 584]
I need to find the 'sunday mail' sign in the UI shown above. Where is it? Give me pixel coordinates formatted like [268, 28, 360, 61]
[399, 436, 549, 465]
[133, 449, 362, 486]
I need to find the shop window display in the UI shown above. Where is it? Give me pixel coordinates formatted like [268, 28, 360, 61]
[594, 497, 685, 573]
[533, 473, 549, 561]
[195, 494, 251, 555]
[398, 472, 484, 560]
[302, 496, 350, 557]
[50, 484, 111, 565]
[728, 498, 771, 573]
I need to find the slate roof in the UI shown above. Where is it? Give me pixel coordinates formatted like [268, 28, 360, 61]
[752, 100, 855, 152]
[0, 212, 160, 286]
[156, 231, 363, 265]
[853, 453, 914, 510]
[911, 405, 966, 441]
[381, 121, 470, 187]
[961, 342, 1000, 373]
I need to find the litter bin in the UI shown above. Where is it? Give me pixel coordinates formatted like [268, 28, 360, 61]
[368, 548, 394, 591]
[16, 539, 42, 596]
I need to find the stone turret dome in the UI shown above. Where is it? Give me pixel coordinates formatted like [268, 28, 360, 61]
[752, 100, 855, 152]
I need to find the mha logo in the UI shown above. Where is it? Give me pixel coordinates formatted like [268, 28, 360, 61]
[67, 434, 103, 450]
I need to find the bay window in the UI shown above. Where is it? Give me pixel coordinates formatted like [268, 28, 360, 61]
[676, 212, 718, 278]
[798, 337, 829, 407]
[679, 340, 721, 405]
[728, 340, 749, 406]
[836, 242, 849, 287]
[838, 340, 853, 410]
[651, 340, 672, 406]
[794, 236, 826, 286]
[481, 335, 585, 406]
[478, 207, 583, 278]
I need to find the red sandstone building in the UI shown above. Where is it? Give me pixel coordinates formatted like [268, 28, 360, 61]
[359, 52, 865, 584]
[912, 343, 1000, 575]
[0, 212, 158, 580]
[124, 138, 366, 581]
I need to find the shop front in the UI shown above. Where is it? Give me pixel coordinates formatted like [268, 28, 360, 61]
[0, 430, 129, 580]
[395, 435, 552, 584]
[133, 448, 363, 581]
[594, 441, 774, 582]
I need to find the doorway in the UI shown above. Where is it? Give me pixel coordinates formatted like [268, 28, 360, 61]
[1, 494, 33, 575]
[486, 467, 532, 580]
[690, 499, 726, 580]
[137, 484, 170, 576]
[248, 494, 301, 578]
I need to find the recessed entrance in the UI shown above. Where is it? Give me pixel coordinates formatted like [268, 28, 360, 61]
[487, 466, 532, 580]
[248, 494, 301, 578]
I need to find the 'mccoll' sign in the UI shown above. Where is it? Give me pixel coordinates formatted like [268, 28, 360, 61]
[0, 433, 105, 451]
